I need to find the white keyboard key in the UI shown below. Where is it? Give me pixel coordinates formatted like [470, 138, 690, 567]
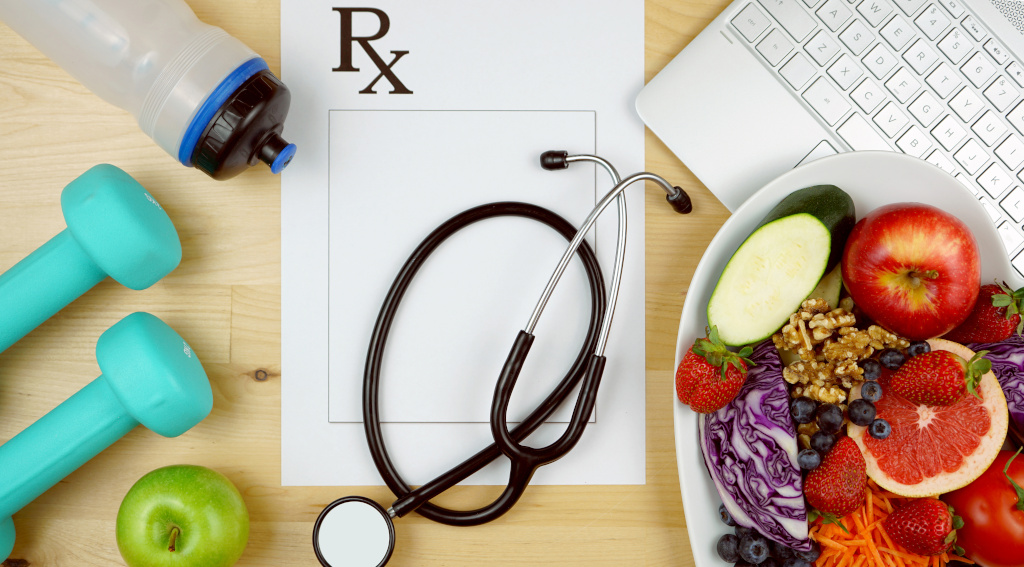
[962, 51, 997, 88]
[997, 221, 1024, 254]
[885, 67, 922, 102]
[897, 125, 932, 156]
[838, 112, 893, 149]
[937, 0, 964, 17]
[806, 30, 841, 65]
[984, 76, 1020, 111]
[733, 4, 772, 41]
[914, 3, 950, 40]
[932, 114, 967, 150]
[1001, 186, 1024, 222]
[937, 28, 972, 65]
[803, 77, 851, 125]
[874, 101, 910, 136]
[908, 91, 942, 126]
[893, 0, 927, 17]
[779, 52, 817, 89]
[950, 87, 984, 121]
[972, 110, 1007, 146]
[979, 162, 1013, 197]
[804, 0, 824, 7]
[851, 77, 886, 112]
[758, 29, 796, 65]
[996, 135, 1024, 169]
[758, 0, 817, 41]
[926, 62, 961, 98]
[903, 38, 939, 74]
[984, 38, 1010, 65]
[954, 138, 989, 174]
[840, 19, 874, 55]
[926, 149, 956, 173]
[857, 0, 893, 27]
[962, 16, 987, 41]
[1008, 101, 1024, 135]
[863, 43, 899, 78]
[1013, 250, 1024, 277]
[881, 15, 916, 50]
[1007, 62, 1024, 88]
[828, 53, 864, 89]
[981, 199, 1003, 222]
[817, 0, 852, 31]
[956, 172, 980, 194]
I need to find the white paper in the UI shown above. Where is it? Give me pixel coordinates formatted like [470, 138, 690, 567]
[281, 0, 646, 486]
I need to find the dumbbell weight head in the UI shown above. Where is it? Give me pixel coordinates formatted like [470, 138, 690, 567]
[97, 312, 212, 437]
[0, 517, 12, 563]
[62, 164, 182, 290]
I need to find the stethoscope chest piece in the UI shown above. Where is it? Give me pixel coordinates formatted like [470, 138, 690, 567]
[314, 496, 396, 567]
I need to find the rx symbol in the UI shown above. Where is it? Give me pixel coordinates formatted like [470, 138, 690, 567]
[333, 7, 413, 94]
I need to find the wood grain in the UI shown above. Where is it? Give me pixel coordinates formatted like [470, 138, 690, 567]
[0, 1, 732, 564]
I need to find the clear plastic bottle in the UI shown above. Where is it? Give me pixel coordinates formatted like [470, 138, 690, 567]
[0, 0, 296, 180]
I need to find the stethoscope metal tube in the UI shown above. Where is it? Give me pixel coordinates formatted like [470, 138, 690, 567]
[313, 152, 691, 567]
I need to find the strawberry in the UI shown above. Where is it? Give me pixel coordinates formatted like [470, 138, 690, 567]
[889, 350, 991, 406]
[674, 326, 752, 413]
[885, 498, 963, 556]
[804, 436, 867, 518]
[944, 282, 1024, 343]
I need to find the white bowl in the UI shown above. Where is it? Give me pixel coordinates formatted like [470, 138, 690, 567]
[672, 151, 1022, 565]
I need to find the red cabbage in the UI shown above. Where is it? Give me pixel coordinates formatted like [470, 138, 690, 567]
[965, 335, 1024, 431]
[699, 340, 810, 551]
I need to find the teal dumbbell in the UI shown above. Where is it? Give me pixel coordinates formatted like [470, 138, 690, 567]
[0, 165, 181, 353]
[0, 312, 213, 561]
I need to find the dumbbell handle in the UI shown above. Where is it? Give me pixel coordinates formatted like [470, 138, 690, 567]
[0, 230, 107, 353]
[0, 375, 136, 519]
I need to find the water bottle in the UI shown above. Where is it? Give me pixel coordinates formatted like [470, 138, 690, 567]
[0, 0, 296, 180]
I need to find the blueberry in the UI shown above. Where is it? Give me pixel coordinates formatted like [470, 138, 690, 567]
[769, 540, 794, 560]
[848, 398, 877, 426]
[809, 431, 836, 454]
[797, 448, 822, 470]
[907, 340, 931, 357]
[794, 541, 821, 561]
[861, 381, 883, 403]
[760, 558, 781, 567]
[879, 348, 906, 370]
[869, 418, 892, 439]
[739, 533, 770, 564]
[815, 403, 844, 434]
[720, 503, 737, 526]
[858, 358, 881, 381]
[717, 533, 741, 563]
[790, 396, 817, 424]
[782, 558, 813, 567]
[735, 526, 754, 538]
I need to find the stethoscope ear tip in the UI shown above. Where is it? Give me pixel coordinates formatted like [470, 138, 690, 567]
[540, 150, 569, 170]
[313, 496, 396, 567]
[666, 187, 693, 214]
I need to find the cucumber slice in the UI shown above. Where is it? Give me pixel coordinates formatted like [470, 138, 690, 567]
[708, 213, 831, 346]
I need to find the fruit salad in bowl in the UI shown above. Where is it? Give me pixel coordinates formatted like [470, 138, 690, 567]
[673, 151, 1024, 567]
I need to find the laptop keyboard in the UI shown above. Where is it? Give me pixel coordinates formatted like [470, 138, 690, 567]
[732, 0, 1024, 277]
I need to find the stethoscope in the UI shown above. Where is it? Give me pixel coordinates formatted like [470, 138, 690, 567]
[312, 151, 692, 566]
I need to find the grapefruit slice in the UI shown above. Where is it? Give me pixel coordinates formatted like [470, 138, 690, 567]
[848, 338, 1008, 497]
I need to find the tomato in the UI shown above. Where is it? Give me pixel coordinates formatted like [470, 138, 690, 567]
[941, 449, 1024, 567]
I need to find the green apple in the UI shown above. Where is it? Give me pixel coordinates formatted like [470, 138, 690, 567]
[116, 465, 249, 567]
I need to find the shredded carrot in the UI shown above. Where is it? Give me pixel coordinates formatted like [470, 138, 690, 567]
[809, 479, 975, 567]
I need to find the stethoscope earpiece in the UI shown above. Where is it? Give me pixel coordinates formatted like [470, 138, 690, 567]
[313, 496, 396, 567]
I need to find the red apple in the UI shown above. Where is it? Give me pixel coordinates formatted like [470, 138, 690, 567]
[841, 202, 980, 340]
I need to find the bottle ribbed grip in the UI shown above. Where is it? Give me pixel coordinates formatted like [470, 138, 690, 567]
[137, 27, 229, 138]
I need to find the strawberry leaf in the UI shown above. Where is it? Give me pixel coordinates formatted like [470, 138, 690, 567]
[1005, 447, 1024, 512]
[965, 351, 991, 399]
[818, 511, 849, 534]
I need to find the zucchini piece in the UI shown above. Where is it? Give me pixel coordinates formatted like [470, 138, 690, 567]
[708, 214, 831, 347]
[808, 263, 843, 309]
[755, 185, 855, 271]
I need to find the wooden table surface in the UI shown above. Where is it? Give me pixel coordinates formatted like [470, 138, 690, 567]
[0, 1, 735, 565]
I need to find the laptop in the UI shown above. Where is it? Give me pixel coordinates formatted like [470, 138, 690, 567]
[636, 0, 1024, 277]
